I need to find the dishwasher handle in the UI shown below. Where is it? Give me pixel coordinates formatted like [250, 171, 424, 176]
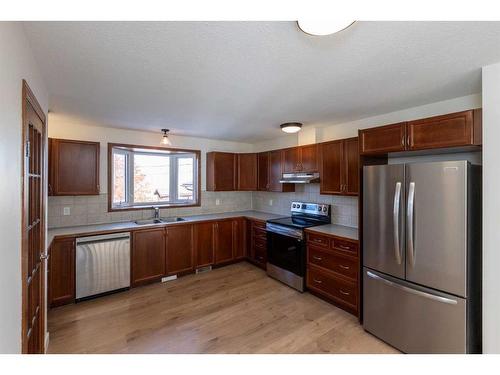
[76, 232, 130, 245]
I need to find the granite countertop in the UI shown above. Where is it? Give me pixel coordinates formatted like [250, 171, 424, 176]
[47, 210, 284, 246]
[305, 224, 359, 241]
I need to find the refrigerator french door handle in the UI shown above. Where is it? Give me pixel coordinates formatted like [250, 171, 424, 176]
[366, 271, 458, 305]
[407, 181, 416, 267]
[393, 182, 402, 265]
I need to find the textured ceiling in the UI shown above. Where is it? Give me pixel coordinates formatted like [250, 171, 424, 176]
[23, 21, 500, 142]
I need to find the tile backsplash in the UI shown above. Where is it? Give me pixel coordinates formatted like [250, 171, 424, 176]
[48, 184, 358, 229]
[252, 184, 358, 228]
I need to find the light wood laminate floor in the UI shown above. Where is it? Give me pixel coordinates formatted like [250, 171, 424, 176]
[48, 262, 398, 354]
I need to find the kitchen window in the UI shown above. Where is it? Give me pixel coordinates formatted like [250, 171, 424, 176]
[108, 143, 200, 210]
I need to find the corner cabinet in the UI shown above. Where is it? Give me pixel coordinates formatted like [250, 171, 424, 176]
[320, 137, 359, 196]
[206, 152, 236, 191]
[48, 138, 100, 195]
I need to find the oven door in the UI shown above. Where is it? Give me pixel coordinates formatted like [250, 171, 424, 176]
[266, 227, 305, 276]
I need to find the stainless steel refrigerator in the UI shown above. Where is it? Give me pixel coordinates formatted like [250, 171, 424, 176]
[362, 160, 481, 353]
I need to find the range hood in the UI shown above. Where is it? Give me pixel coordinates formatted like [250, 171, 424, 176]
[279, 172, 320, 184]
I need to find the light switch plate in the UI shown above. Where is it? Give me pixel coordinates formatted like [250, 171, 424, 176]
[63, 207, 71, 216]
[269, 199, 273, 206]
[215, 199, 221, 206]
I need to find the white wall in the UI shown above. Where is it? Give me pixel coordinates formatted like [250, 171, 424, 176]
[0, 22, 48, 353]
[48, 114, 254, 192]
[482, 62, 500, 353]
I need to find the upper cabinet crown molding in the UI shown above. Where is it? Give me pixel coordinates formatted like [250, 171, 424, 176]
[49, 138, 100, 196]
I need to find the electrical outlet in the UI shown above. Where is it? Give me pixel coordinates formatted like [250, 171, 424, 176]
[63, 207, 71, 216]
[269, 199, 273, 206]
[215, 199, 221, 206]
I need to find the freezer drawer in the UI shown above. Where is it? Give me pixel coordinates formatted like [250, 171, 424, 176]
[363, 268, 467, 353]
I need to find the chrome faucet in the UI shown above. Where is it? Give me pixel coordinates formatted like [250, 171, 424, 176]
[153, 207, 160, 219]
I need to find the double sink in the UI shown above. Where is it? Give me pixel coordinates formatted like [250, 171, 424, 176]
[134, 217, 186, 226]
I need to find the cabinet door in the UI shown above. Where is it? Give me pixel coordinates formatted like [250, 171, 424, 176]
[282, 147, 299, 173]
[344, 138, 359, 195]
[237, 153, 258, 191]
[194, 222, 215, 267]
[48, 237, 75, 307]
[132, 228, 166, 286]
[319, 140, 344, 195]
[268, 150, 294, 192]
[257, 152, 270, 191]
[359, 123, 406, 155]
[214, 220, 234, 264]
[300, 144, 319, 172]
[233, 218, 246, 259]
[407, 110, 475, 151]
[49, 138, 100, 195]
[206, 152, 236, 191]
[166, 225, 194, 275]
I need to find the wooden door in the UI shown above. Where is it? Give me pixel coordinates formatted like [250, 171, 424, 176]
[48, 238, 75, 307]
[257, 152, 269, 191]
[233, 218, 246, 259]
[22, 81, 46, 353]
[319, 140, 344, 195]
[166, 225, 194, 275]
[206, 152, 236, 191]
[268, 149, 294, 192]
[359, 122, 406, 155]
[237, 153, 258, 191]
[131, 228, 166, 286]
[282, 147, 299, 173]
[299, 144, 319, 172]
[344, 138, 359, 195]
[194, 221, 215, 267]
[49, 138, 100, 195]
[407, 110, 476, 150]
[214, 220, 234, 264]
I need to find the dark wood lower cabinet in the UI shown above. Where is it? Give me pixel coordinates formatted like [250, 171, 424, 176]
[233, 218, 247, 260]
[166, 225, 194, 275]
[131, 228, 166, 287]
[214, 220, 235, 264]
[194, 221, 215, 268]
[48, 237, 75, 307]
[247, 219, 267, 269]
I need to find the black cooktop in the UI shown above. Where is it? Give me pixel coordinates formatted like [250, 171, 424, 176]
[267, 215, 328, 229]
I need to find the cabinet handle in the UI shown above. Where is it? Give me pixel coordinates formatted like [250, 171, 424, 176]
[339, 244, 351, 250]
[401, 135, 405, 147]
[313, 238, 323, 243]
[312, 256, 322, 261]
[406, 135, 410, 148]
[339, 289, 350, 296]
[313, 278, 323, 284]
[339, 264, 350, 270]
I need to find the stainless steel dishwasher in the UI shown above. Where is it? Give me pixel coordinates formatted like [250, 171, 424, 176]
[76, 232, 131, 301]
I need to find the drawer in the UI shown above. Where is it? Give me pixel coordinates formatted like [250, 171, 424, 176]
[307, 265, 357, 309]
[331, 237, 359, 256]
[251, 220, 266, 230]
[307, 232, 330, 248]
[253, 237, 266, 249]
[308, 246, 358, 281]
[252, 226, 267, 241]
[253, 245, 266, 265]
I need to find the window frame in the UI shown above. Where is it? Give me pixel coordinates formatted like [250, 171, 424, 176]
[107, 143, 201, 212]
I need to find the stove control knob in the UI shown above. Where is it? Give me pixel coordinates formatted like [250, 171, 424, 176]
[301, 204, 306, 209]
[292, 203, 296, 208]
[317, 206, 321, 211]
[322, 206, 328, 212]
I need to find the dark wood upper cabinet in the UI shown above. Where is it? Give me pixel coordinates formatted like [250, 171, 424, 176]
[283, 144, 318, 173]
[194, 221, 215, 268]
[166, 224, 194, 275]
[319, 140, 344, 195]
[268, 149, 294, 193]
[257, 152, 270, 191]
[407, 109, 482, 150]
[344, 138, 359, 195]
[359, 123, 406, 155]
[206, 152, 236, 191]
[48, 237, 75, 308]
[49, 138, 100, 195]
[214, 220, 234, 265]
[237, 153, 258, 191]
[131, 228, 166, 287]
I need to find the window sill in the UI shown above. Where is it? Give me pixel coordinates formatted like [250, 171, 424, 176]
[108, 202, 200, 212]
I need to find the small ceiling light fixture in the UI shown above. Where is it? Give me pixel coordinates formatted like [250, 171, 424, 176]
[280, 122, 303, 134]
[297, 20, 355, 36]
[160, 128, 172, 145]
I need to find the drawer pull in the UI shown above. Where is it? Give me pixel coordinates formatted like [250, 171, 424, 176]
[257, 256, 264, 261]
[314, 238, 324, 243]
[312, 256, 323, 261]
[339, 264, 350, 270]
[339, 289, 350, 296]
[313, 278, 323, 284]
[338, 244, 351, 250]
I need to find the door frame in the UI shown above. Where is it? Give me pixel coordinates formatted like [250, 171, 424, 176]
[21, 80, 47, 354]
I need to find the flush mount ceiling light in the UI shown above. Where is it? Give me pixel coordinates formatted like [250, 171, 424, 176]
[280, 122, 303, 134]
[160, 128, 172, 145]
[297, 20, 355, 36]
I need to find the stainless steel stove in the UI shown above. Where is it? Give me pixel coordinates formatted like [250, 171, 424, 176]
[266, 202, 331, 291]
